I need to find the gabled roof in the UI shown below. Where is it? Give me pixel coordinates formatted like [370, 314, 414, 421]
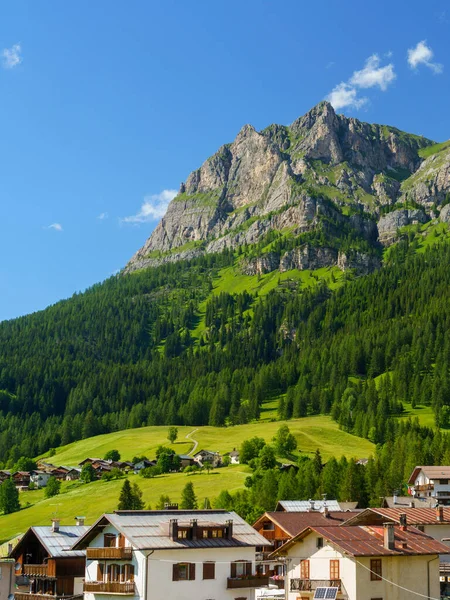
[270, 524, 450, 558]
[194, 449, 219, 456]
[382, 496, 436, 509]
[253, 511, 360, 538]
[408, 466, 450, 485]
[276, 500, 342, 512]
[10, 526, 88, 559]
[343, 507, 450, 527]
[73, 510, 269, 551]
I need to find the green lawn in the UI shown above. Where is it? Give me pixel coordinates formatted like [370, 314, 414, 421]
[399, 403, 436, 428]
[0, 414, 374, 543]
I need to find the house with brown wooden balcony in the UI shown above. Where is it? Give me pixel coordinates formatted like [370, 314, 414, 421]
[9, 518, 88, 600]
[72, 509, 272, 600]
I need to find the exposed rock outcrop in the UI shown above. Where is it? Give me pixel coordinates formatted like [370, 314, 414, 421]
[377, 209, 429, 245]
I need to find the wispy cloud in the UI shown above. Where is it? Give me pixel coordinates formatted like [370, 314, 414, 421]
[326, 53, 396, 111]
[97, 212, 109, 220]
[350, 54, 396, 90]
[407, 40, 443, 74]
[122, 189, 177, 224]
[326, 61, 335, 70]
[326, 83, 368, 111]
[46, 223, 63, 232]
[2, 43, 22, 69]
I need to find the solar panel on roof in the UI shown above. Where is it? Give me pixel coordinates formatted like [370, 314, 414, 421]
[313, 588, 338, 600]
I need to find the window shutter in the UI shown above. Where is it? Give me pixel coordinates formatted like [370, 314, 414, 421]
[129, 565, 134, 582]
[97, 563, 104, 582]
[245, 562, 252, 576]
[172, 564, 179, 581]
[189, 563, 196, 581]
[231, 562, 237, 578]
[203, 562, 215, 580]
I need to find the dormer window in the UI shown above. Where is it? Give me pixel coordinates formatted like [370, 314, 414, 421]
[177, 530, 188, 539]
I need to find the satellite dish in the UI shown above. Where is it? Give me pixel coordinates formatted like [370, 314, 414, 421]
[15, 563, 21, 572]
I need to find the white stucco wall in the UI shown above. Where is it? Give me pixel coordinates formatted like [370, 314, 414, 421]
[84, 523, 259, 600]
[284, 531, 441, 600]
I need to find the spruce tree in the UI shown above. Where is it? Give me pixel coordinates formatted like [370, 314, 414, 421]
[180, 482, 197, 509]
[118, 479, 134, 510]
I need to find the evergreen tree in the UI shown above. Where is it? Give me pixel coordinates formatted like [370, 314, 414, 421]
[180, 482, 197, 509]
[0, 478, 20, 514]
[118, 479, 134, 510]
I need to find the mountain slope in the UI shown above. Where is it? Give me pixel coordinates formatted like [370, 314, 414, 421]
[126, 101, 446, 274]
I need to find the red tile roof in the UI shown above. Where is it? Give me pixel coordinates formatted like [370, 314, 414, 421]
[344, 507, 450, 526]
[254, 511, 360, 537]
[271, 524, 450, 558]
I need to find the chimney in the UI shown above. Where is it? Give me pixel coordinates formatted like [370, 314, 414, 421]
[226, 519, 233, 540]
[51, 519, 60, 533]
[399, 513, 407, 530]
[409, 501, 415, 508]
[309, 499, 315, 512]
[190, 519, 198, 540]
[393, 494, 398, 505]
[383, 523, 395, 550]
[169, 519, 178, 541]
[437, 506, 444, 522]
[323, 502, 330, 518]
[75, 516, 85, 526]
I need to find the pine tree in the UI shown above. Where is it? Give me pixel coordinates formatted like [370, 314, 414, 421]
[131, 482, 145, 510]
[118, 479, 134, 510]
[180, 482, 197, 509]
[0, 478, 20, 514]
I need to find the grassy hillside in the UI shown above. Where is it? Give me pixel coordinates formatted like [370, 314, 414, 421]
[45, 414, 374, 466]
[0, 415, 375, 543]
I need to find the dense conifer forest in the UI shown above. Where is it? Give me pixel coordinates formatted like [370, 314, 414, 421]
[0, 233, 450, 487]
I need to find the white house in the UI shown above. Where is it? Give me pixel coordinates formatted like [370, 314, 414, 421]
[408, 465, 450, 504]
[72, 509, 271, 600]
[193, 449, 222, 468]
[29, 470, 52, 488]
[229, 449, 240, 465]
[270, 521, 449, 600]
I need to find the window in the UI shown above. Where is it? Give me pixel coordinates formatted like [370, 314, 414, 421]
[122, 564, 134, 582]
[172, 563, 195, 581]
[104, 533, 116, 548]
[107, 564, 120, 582]
[263, 522, 275, 530]
[203, 562, 215, 580]
[211, 529, 223, 538]
[440, 480, 449, 485]
[300, 560, 310, 579]
[370, 559, 382, 581]
[317, 537, 324, 549]
[417, 525, 425, 532]
[177, 530, 188, 539]
[330, 560, 340, 580]
[230, 561, 252, 578]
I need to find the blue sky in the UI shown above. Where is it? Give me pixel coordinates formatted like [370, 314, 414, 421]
[0, 0, 449, 321]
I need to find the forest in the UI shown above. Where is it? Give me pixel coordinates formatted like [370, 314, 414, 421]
[0, 232, 449, 478]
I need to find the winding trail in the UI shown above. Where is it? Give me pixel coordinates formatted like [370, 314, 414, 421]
[185, 428, 199, 456]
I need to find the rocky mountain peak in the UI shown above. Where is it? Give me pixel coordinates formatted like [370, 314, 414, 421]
[125, 104, 448, 275]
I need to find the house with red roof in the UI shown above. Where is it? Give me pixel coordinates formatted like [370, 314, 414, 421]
[270, 520, 448, 600]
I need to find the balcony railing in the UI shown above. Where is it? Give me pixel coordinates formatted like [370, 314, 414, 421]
[227, 576, 270, 589]
[22, 565, 49, 577]
[268, 577, 285, 589]
[290, 579, 341, 592]
[15, 594, 83, 600]
[86, 547, 133, 560]
[83, 582, 135, 595]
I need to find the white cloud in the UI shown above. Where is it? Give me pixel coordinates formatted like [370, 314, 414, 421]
[326, 82, 368, 111]
[407, 40, 443, 74]
[326, 61, 335, 70]
[349, 54, 396, 91]
[47, 223, 63, 232]
[326, 53, 396, 111]
[97, 212, 109, 220]
[2, 43, 22, 69]
[122, 189, 177, 224]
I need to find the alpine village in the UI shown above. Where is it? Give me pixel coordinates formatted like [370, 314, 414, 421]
[2, 10, 450, 600]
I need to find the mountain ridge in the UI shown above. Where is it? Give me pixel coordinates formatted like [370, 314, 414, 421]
[125, 101, 449, 274]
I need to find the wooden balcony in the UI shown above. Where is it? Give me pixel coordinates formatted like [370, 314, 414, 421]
[83, 582, 136, 595]
[15, 594, 83, 600]
[290, 579, 342, 592]
[227, 576, 270, 589]
[86, 547, 133, 560]
[22, 565, 49, 577]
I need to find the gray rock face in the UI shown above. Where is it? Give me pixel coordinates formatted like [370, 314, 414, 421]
[403, 149, 450, 206]
[377, 209, 429, 245]
[440, 204, 450, 223]
[125, 102, 448, 275]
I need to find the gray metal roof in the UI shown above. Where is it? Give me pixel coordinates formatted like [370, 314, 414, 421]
[277, 500, 342, 512]
[74, 511, 268, 551]
[32, 526, 88, 558]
